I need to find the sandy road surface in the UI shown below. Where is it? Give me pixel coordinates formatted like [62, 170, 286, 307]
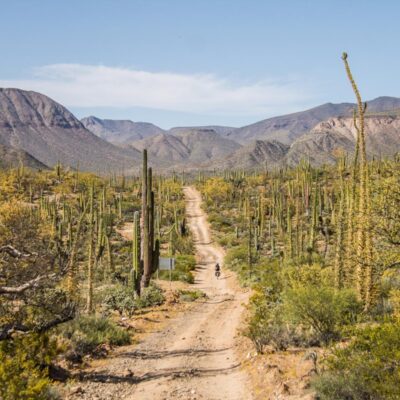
[68, 186, 251, 400]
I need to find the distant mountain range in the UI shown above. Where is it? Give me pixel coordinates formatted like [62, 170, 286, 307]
[81, 116, 165, 145]
[0, 89, 140, 172]
[0, 88, 399, 172]
[129, 129, 240, 168]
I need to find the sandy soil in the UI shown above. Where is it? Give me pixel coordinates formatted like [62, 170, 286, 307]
[66, 186, 252, 400]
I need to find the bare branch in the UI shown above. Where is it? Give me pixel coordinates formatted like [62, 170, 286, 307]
[0, 273, 56, 295]
[0, 245, 37, 258]
[0, 304, 75, 341]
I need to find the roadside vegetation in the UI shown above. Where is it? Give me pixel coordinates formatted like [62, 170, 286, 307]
[0, 155, 194, 398]
[196, 54, 400, 400]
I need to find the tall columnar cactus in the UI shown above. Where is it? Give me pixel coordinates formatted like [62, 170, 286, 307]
[286, 204, 293, 259]
[334, 159, 346, 289]
[308, 182, 318, 253]
[131, 211, 141, 296]
[86, 184, 95, 314]
[140, 151, 158, 289]
[67, 198, 88, 296]
[55, 161, 61, 180]
[141, 150, 149, 288]
[248, 216, 252, 275]
[269, 218, 275, 257]
[147, 168, 154, 275]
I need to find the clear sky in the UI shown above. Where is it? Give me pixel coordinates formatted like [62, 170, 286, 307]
[0, 0, 399, 128]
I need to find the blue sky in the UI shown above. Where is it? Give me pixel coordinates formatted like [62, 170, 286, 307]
[0, 0, 399, 128]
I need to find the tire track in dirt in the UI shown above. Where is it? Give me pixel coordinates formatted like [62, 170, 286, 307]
[67, 186, 252, 400]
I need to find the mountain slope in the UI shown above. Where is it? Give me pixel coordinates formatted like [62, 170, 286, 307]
[0, 143, 48, 169]
[226, 97, 400, 145]
[173, 128, 241, 163]
[81, 116, 165, 144]
[0, 89, 140, 172]
[213, 140, 289, 170]
[131, 133, 190, 165]
[130, 128, 241, 168]
[285, 115, 400, 165]
[169, 125, 236, 136]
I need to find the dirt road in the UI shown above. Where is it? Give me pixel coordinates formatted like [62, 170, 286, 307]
[68, 186, 251, 400]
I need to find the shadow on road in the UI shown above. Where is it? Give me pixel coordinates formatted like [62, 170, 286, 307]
[75, 363, 242, 385]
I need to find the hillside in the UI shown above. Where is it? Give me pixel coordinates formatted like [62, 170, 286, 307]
[173, 128, 241, 164]
[285, 115, 400, 165]
[225, 96, 400, 145]
[131, 133, 190, 165]
[0, 89, 140, 172]
[131, 128, 241, 168]
[214, 139, 289, 170]
[211, 114, 400, 169]
[1, 90, 399, 172]
[0, 143, 48, 169]
[81, 116, 165, 144]
[169, 125, 236, 136]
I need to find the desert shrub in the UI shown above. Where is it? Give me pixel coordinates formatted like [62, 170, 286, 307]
[102, 285, 136, 317]
[158, 254, 196, 283]
[178, 289, 206, 302]
[158, 269, 194, 283]
[313, 321, 400, 399]
[134, 284, 165, 309]
[283, 285, 362, 344]
[173, 235, 194, 255]
[244, 289, 313, 352]
[389, 289, 400, 319]
[244, 304, 292, 353]
[175, 254, 196, 272]
[218, 232, 240, 248]
[281, 263, 333, 288]
[225, 245, 248, 269]
[208, 212, 232, 232]
[0, 334, 58, 400]
[61, 316, 131, 359]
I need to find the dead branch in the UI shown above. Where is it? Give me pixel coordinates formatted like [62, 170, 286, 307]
[0, 245, 37, 258]
[0, 272, 59, 295]
[0, 304, 75, 340]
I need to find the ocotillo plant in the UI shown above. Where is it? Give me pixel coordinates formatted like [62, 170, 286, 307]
[342, 52, 374, 308]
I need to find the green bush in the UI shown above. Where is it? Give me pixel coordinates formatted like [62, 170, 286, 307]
[158, 269, 194, 283]
[173, 235, 194, 255]
[208, 212, 232, 232]
[283, 286, 361, 344]
[158, 254, 196, 283]
[244, 289, 311, 352]
[217, 232, 240, 248]
[225, 245, 248, 269]
[175, 254, 196, 272]
[102, 283, 165, 315]
[244, 304, 292, 353]
[102, 285, 136, 317]
[0, 334, 57, 400]
[178, 289, 206, 302]
[134, 284, 165, 309]
[313, 321, 400, 399]
[61, 316, 131, 359]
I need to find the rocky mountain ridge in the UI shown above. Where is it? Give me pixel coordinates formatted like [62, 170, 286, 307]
[0, 88, 399, 172]
[0, 88, 140, 172]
